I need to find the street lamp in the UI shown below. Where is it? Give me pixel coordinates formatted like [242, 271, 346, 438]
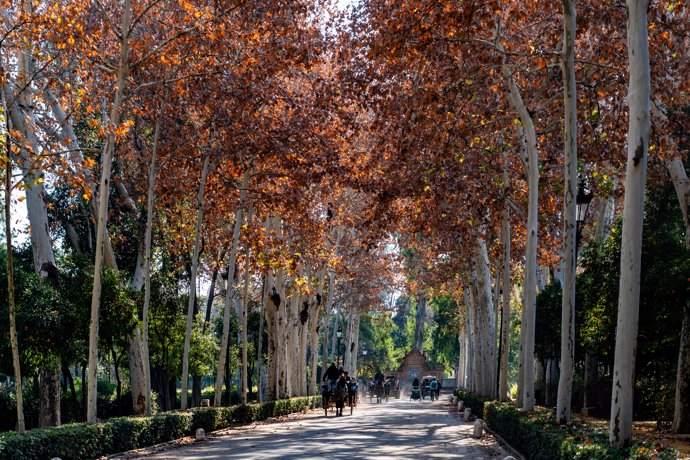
[336, 327, 343, 367]
[576, 175, 594, 253]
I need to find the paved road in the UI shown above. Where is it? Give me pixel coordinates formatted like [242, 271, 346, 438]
[145, 392, 509, 460]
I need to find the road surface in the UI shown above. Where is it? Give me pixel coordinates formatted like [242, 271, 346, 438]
[141, 392, 510, 460]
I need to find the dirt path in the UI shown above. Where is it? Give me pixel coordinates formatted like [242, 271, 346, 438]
[141, 392, 510, 459]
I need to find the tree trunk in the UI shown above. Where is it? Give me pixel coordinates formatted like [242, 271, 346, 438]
[38, 363, 61, 427]
[499, 195, 511, 401]
[556, 0, 578, 425]
[4, 132, 25, 433]
[4, 3, 62, 426]
[110, 346, 122, 416]
[350, 311, 361, 378]
[181, 154, 211, 410]
[503, 49, 540, 410]
[414, 298, 426, 352]
[583, 354, 598, 412]
[214, 169, 249, 407]
[674, 303, 690, 433]
[128, 328, 147, 415]
[265, 273, 278, 401]
[276, 274, 288, 398]
[87, 0, 131, 424]
[141, 114, 160, 416]
[63, 364, 79, 423]
[463, 286, 475, 392]
[468, 275, 482, 394]
[308, 284, 322, 396]
[609, 0, 650, 446]
[240, 202, 254, 404]
[457, 326, 466, 389]
[474, 238, 496, 398]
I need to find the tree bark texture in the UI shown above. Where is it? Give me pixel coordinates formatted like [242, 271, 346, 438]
[38, 363, 61, 427]
[556, 0, 578, 425]
[609, 0, 650, 446]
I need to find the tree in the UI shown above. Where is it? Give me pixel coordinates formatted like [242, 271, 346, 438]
[609, 0, 651, 447]
[2, 102, 25, 433]
[556, 0, 578, 425]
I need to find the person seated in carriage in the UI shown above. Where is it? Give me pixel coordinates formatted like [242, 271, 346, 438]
[374, 369, 384, 384]
[410, 377, 421, 401]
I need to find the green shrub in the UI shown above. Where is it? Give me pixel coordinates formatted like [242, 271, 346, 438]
[0, 396, 319, 460]
[453, 389, 490, 419]
[483, 402, 684, 460]
[0, 423, 113, 460]
[484, 402, 562, 460]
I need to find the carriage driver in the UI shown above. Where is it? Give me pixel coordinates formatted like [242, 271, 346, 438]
[323, 362, 340, 391]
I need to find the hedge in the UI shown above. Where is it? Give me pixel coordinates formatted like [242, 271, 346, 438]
[0, 396, 320, 460]
[483, 401, 685, 460]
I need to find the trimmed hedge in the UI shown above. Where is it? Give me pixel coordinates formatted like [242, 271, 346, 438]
[0, 396, 320, 460]
[484, 402, 685, 460]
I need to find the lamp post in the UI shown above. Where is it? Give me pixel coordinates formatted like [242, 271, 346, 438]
[576, 175, 594, 254]
[336, 327, 343, 367]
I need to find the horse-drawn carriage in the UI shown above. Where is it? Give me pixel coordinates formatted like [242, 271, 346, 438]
[368, 378, 393, 403]
[322, 381, 357, 416]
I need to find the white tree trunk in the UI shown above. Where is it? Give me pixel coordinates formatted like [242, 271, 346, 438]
[609, 0, 650, 446]
[344, 307, 353, 373]
[276, 271, 287, 398]
[308, 290, 321, 395]
[474, 238, 496, 398]
[140, 113, 160, 416]
[463, 287, 475, 392]
[181, 154, 211, 410]
[265, 272, 277, 401]
[299, 298, 309, 395]
[499, 195, 511, 401]
[214, 170, 249, 406]
[556, 0, 578, 425]
[504, 73, 539, 410]
[457, 327, 466, 389]
[350, 311, 361, 378]
[468, 275, 482, 394]
[414, 298, 426, 352]
[240, 202, 254, 404]
[87, 0, 130, 423]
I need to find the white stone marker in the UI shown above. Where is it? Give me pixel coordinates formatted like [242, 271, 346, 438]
[472, 419, 484, 438]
